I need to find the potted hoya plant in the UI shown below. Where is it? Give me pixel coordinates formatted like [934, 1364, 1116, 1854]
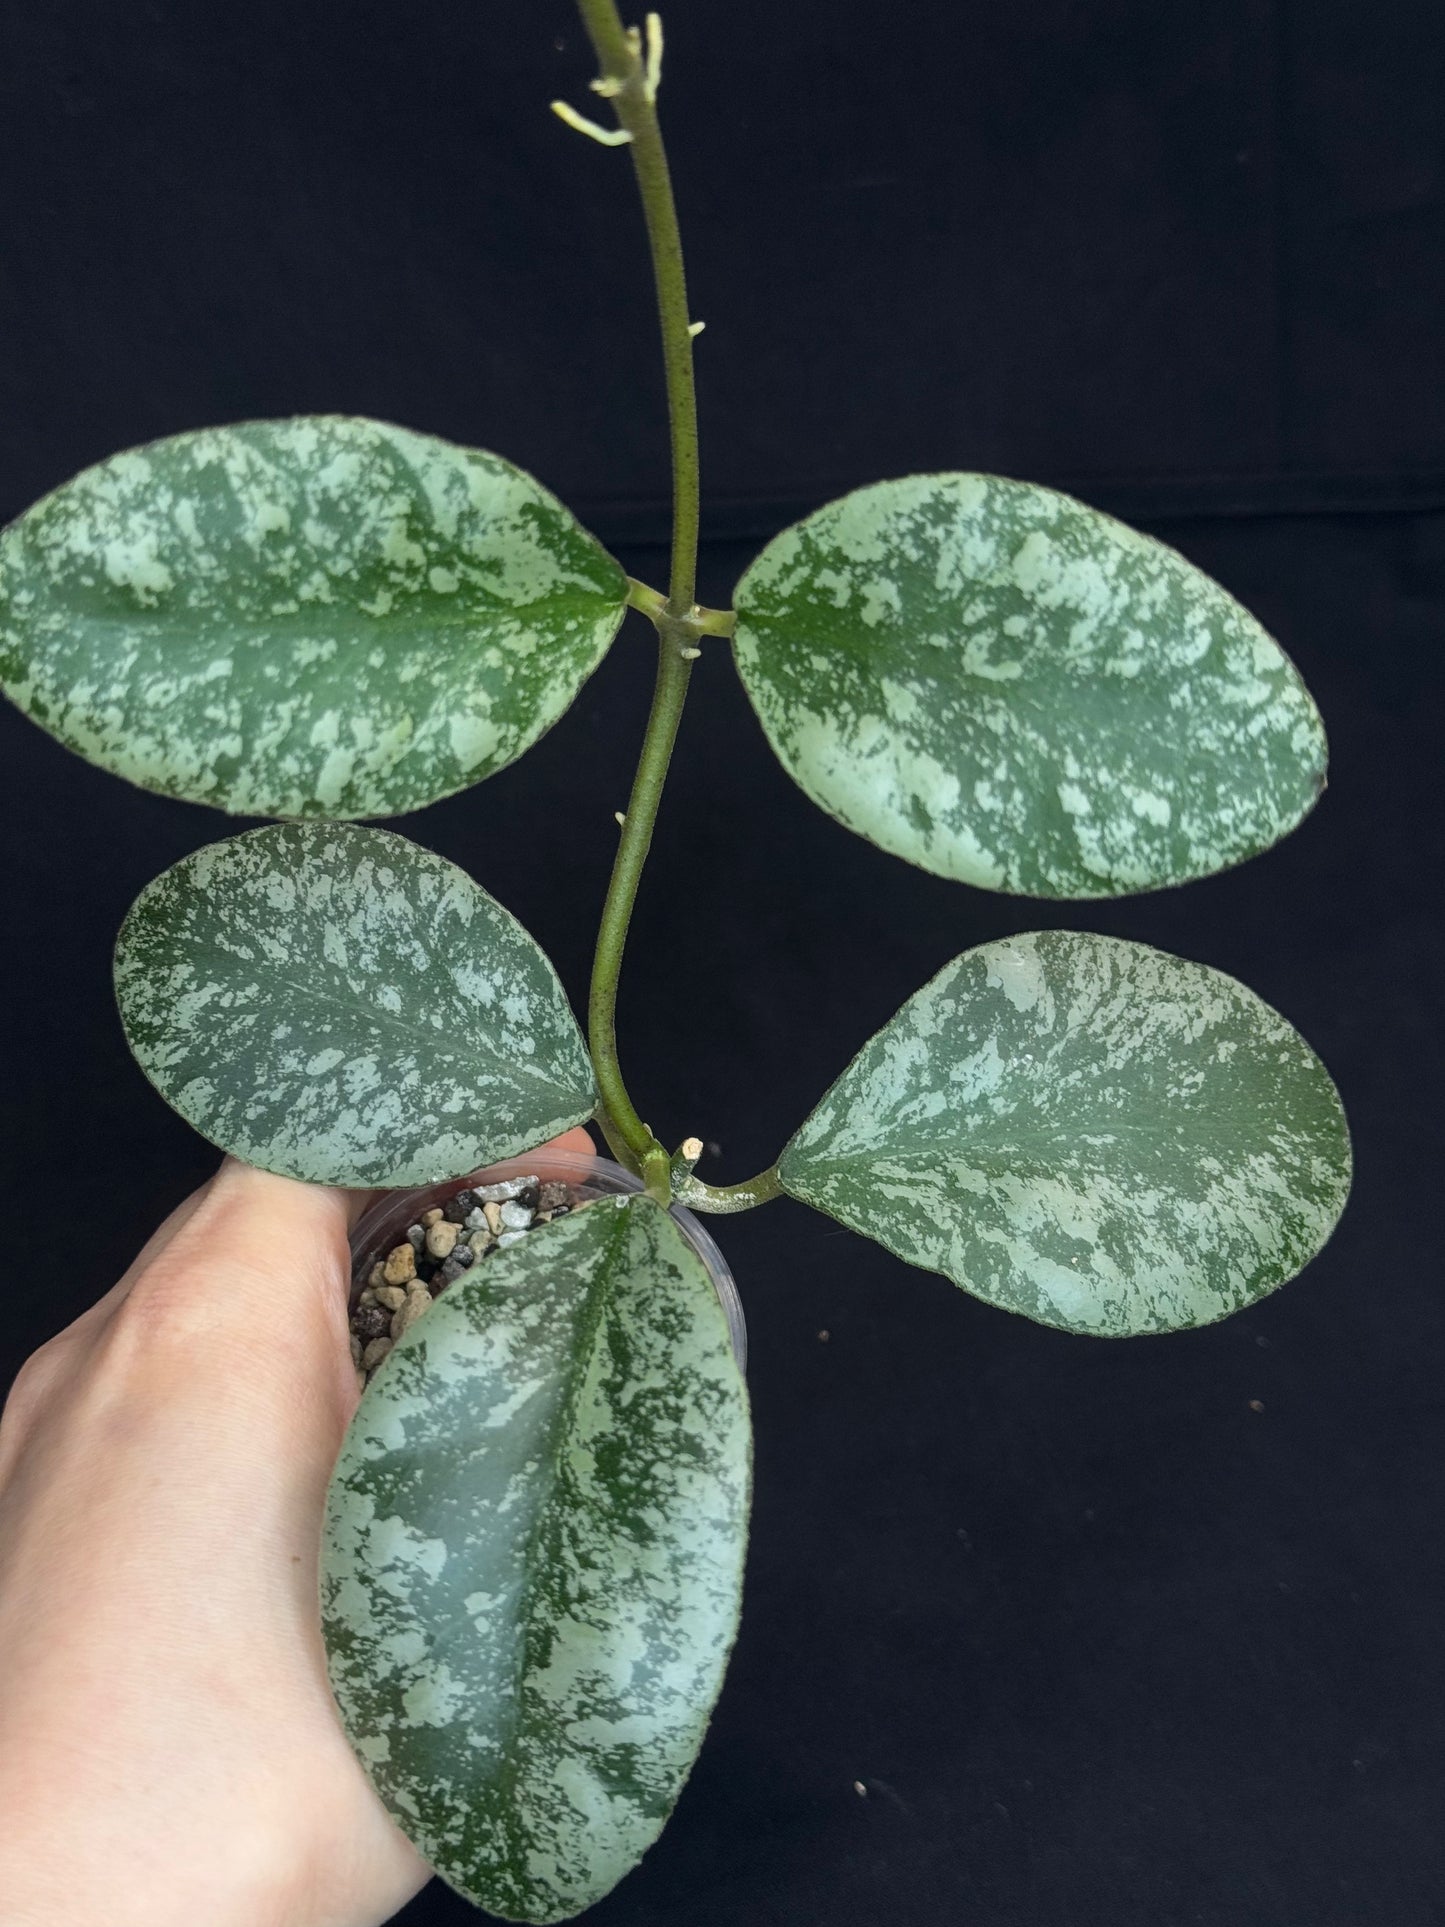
[0, 4, 1351, 1920]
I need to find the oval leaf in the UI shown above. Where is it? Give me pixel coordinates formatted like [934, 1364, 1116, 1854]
[733, 475, 1327, 897]
[114, 822, 595, 1186]
[322, 1195, 752, 1924]
[0, 416, 627, 817]
[779, 931, 1350, 1335]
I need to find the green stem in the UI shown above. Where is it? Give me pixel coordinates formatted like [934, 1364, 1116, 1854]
[574, 3, 700, 612]
[571, 0, 635, 72]
[587, 620, 695, 1179]
[573, 2, 707, 1202]
[671, 1165, 784, 1215]
[593, 1099, 644, 1176]
[629, 576, 734, 635]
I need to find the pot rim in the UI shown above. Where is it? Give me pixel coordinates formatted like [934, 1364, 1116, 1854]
[349, 1150, 747, 1374]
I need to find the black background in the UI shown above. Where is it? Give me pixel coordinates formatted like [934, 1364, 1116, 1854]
[0, 3, 1442, 1924]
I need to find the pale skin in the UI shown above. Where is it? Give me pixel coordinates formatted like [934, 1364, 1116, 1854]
[0, 1128, 597, 1927]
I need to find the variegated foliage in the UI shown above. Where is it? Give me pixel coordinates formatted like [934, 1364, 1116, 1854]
[780, 931, 1351, 1335]
[0, 416, 626, 817]
[734, 474, 1327, 898]
[323, 1195, 752, 1924]
[113, 823, 595, 1187]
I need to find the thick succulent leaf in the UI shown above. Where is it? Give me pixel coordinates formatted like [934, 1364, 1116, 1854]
[113, 822, 594, 1187]
[0, 416, 626, 817]
[322, 1195, 752, 1924]
[733, 474, 1327, 897]
[780, 931, 1350, 1335]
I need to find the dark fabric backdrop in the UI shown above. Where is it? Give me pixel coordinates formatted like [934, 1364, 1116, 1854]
[0, 3, 1441, 1924]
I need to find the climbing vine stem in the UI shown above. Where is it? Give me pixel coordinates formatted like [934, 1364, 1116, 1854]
[565, 1, 701, 1202]
[570, 3, 699, 612]
[568, 3, 777, 1210]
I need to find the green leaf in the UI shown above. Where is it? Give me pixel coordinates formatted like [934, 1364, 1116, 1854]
[0, 416, 626, 818]
[779, 931, 1350, 1336]
[113, 822, 595, 1187]
[322, 1195, 752, 1925]
[733, 474, 1327, 897]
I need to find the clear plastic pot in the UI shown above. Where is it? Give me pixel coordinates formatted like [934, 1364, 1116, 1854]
[349, 1151, 747, 1373]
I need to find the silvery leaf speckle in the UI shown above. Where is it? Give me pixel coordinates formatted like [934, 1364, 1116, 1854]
[733, 474, 1328, 898]
[113, 822, 595, 1187]
[0, 416, 627, 818]
[780, 931, 1351, 1336]
[322, 1197, 752, 1924]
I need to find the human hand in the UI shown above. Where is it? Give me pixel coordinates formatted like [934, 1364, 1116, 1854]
[0, 1130, 597, 1927]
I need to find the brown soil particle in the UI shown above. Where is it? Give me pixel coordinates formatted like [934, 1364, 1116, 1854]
[392, 1287, 432, 1341]
[353, 1304, 390, 1343]
[424, 1220, 459, 1260]
[350, 1175, 589, 1390]
[382, 1244, 417, 1286]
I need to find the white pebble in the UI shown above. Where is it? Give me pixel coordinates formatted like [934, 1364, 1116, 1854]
[497, 1230, 527, 1248]
[473, 1177, 535, 1203]
[499, 1201, 533, 1231]
[465, 1207, 487, 1230]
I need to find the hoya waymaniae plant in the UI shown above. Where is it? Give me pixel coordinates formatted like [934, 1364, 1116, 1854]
[0, 5, 1350, 1921]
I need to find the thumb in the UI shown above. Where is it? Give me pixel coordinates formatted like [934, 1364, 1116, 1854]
[107, 1127, 601, 1429]
[110, 1156, 361, 1432]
